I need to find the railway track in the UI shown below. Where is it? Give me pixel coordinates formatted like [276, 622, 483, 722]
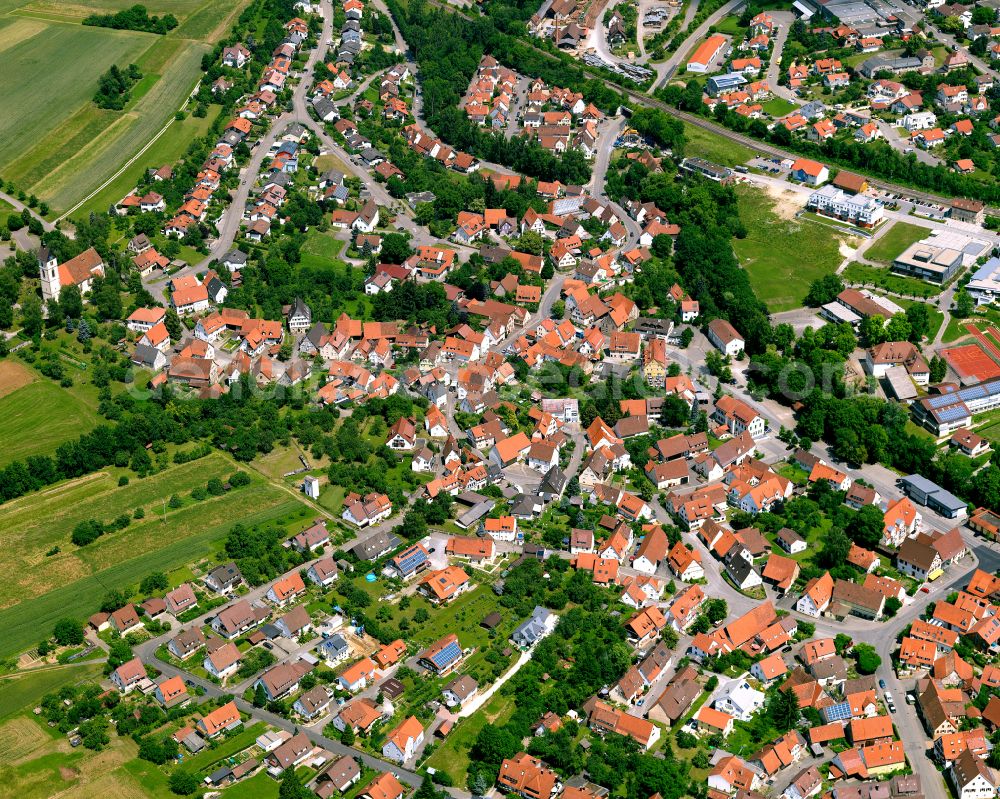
[414, 0, 997, 215]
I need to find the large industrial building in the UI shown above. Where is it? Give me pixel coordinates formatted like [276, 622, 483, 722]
[892, 231, 990, 285]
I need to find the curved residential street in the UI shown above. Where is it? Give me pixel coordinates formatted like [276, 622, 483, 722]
[198, 0, 337, 270]
[763, 10, 799, 105]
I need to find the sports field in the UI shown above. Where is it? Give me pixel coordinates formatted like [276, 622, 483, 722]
[0, 0, 249, 213]
[0, 452, 311, 657]
[942, 342, 1000, 383]
[0, 360, 101, 468]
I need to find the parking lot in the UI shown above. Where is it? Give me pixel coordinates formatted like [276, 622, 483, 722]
[748, 156, 789, 175]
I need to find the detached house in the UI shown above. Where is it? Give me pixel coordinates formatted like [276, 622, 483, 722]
[267, 572, 306, 607]
[797, 572, 834, 618]
[707, 319, 745, 357]
[112, 657, 147, 693]
[714, 395, 766, 439]
[382, 716, 424, 763]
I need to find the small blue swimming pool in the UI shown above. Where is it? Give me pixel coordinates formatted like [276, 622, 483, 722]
[365, 572, 376, 582]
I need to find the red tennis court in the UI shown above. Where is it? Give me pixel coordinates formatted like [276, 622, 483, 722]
[942, 342, 1000, 382]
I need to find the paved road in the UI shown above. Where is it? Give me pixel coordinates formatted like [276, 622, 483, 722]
[126, 8, 995, 799]
[134, 545, 437, 789]
[152, 653, 428, 787]
[0, 190, 58, 233]
[425, 0, 1000, 217]
[763, 11, 799, 105]
[648, 313, 1000, 799]
[637, 0, 701, 74]
[585, 0, 638, 63]
[927, 24, 999, 82]
[584, 115, 642, 248]
[646, 459, 993, 799]
[197, 0, 337, 272]
[876, 119, 939, 167]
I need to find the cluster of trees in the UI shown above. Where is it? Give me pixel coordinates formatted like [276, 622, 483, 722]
[225, 251, 368, 328]
[70, 513, 132, 546]
[457, 559, 689, 797]
[371, 280, 456, 329]
[224, 522, 297, 585]
[93, 64, 143, 110]
[784, 388, 1000, 546]
[805, 275, 943, 351]
[83, 4, 178, 33]
[628, 108, 686, 157]
[0, 371, 296, 506]
[729, 480, 903, 590]
[604, 150, 770, 353]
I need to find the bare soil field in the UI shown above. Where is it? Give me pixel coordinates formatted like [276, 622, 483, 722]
[0, 359, 36, 398]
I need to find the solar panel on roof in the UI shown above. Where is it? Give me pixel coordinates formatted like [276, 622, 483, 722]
[432, 641, 461, 667]
[927, 395, 954, 408]
[936, 406, 969, 422]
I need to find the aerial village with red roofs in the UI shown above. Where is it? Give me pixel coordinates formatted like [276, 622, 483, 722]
[15, 0, 1000, 797]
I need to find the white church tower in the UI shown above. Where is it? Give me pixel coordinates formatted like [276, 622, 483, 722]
[39, 247, 60, 303]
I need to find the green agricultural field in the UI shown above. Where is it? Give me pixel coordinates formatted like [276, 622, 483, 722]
[0, 0, 250, 213]
[1, 717, 159, 799]
[173, 0, 246, 41]
[16, 0, 212, 21]
[0, 452, 310, 657]
[0, 663, 103, 720]
[864, 221, 927, 264]
[734, 186, 856, 312]
[682, 121, 755, 167]
[0, 23, 151, 178]
[34, 40, 210, 212]
[0, 373, 101, 468]
[76, 104, 220, 217]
